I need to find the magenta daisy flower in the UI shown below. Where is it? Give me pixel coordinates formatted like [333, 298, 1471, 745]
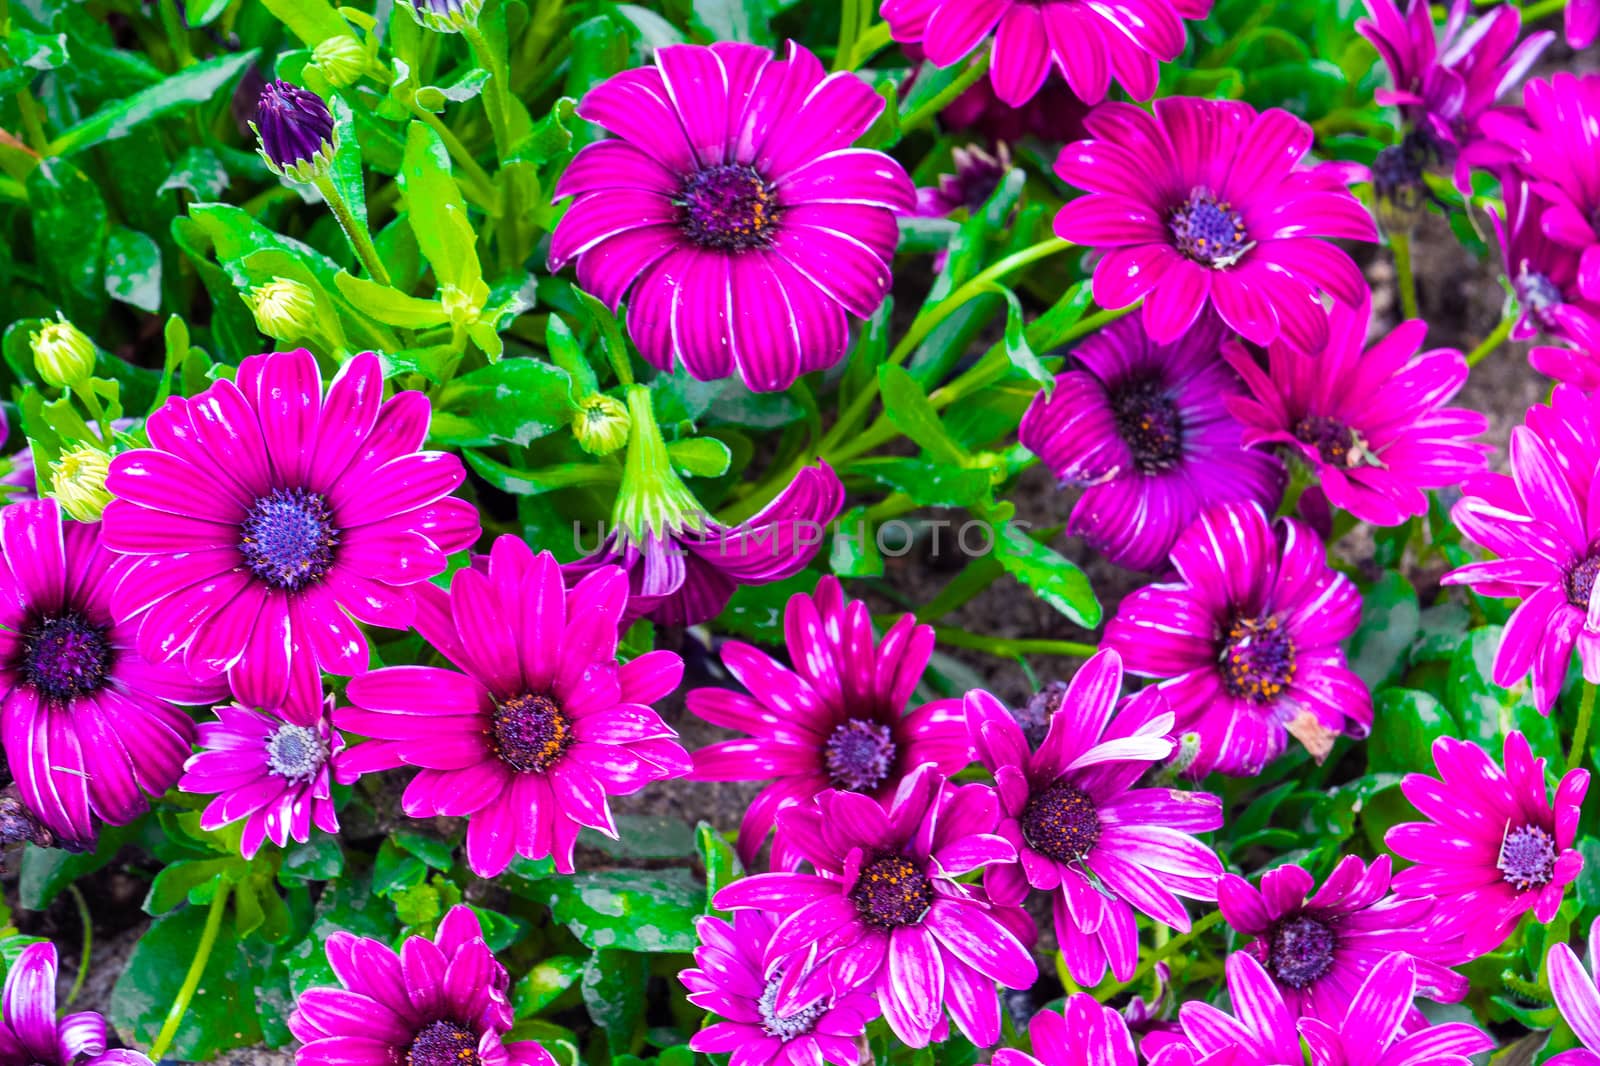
[290, 906, 554, 1066]
[1443, 388, 1600, 712]
[548, 42, 914, 393]
[881, 0, 1212, 106]
[1104, 501, 1371, 777]
[1493, 179, 1600, 350]
[679, 910, 877, 1066]
[1387, 731, 1588, 962]
[179, 691, 356, 859]
[1549, 917, 1600, 1065]
[1358, 0, 1552, 190]
[965, 650, 1224, 987]
[1222, 300, 1488, 528]
[994, 996, 1137, 1066]
[337, 536, 689, 876]
[0, 498, 226, 844]
[715, 766, 1037, 1049]
[1053, 98, 1376, 350]
[1216, 855, 1467, 1024]
[1018, 310, 1284, 572]
[1483, 74, 1600, 298]
[0, 942, 151, 1066]
[102, 349, 479, 722]
[687, 575, 970, 867]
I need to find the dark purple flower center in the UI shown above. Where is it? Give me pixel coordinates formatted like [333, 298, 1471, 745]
[1020, 782, 1101, 863]
[1111, 377, 1183, 473]
[823, 718, 897, 791]
[850, 854, 933, 928]
[1565, 555, 1600, 610]
[678, 164, 778, 251]
[1516, 266, 1565, 331]
[22, 612, 112, 704]
[758, 973, 825, 1041]
[491, 693, 572, 773]
[406, 1020, 480, 1066]
[1292, 415, 1358, 469]
[1220, 614, 1296, 703]
[1499, 823, 1557, 891]
[254, 80, 335, 170]
[239, 487, 340, 592]
[1266, 915, 1336, 990]
[1169, 189, 1250, 268]
[266, 723, 327, 784]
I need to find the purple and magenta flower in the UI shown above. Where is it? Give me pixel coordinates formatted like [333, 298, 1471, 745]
[252, 81, 336, 181]
[1223, 300, 1488, 527]
[1358, 0, 1552, 191]
[1053, 98, 1376, 350]
[548, 42, 914, 393]
[715, 766, 1037, 1049]
[1387, 732, 1588, 962]
[1018, 310, 1284, 572]
[337, 537, 690, 877]
[1216, 855, 1467, 1025]
[688, 576, 970, 866]
[0, 498, 226, 844]
[1144, 952, 1491, 1066]
[1105, 501, 1371, 777]
[965, 650, 1224, 987]
[103, 350, 479, 722]
[1483, 73, 1600, 299]
[1548, 917, 1600, 1065]
[1443, 387, 1600, 712]
[914, 143, 1013, 218]
[290, 906, 553, 1066]
[0, 942, 150, 1066]
[679, 910, 877, 1066]
[881, 0, 1212, 106]
[993, 996, 1137, 1066]
[1493, 179, 1600, 351]
[179, 691, 355, 859]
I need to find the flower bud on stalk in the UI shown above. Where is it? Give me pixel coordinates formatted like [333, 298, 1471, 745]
[400, 0, 484, 33]
[252, 80, 337, 184]
[28, 314, 95, 390]
[247, 277, 319, 343]
[312, 35, 369, 89]
[573, 394, 631, 456]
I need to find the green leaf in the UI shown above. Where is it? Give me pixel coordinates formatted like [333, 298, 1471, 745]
[1367, 688, 1457, 774]
[160, 146, 231, 201]
[431, 359, 576, 447]
[185, 0, 234, 26]
[545, 316, 599, 401]
[582, 950, 646, 1056]
[989, 284, 1053, 391]
[146, 861, 239, 915]
[1447, 627, 1561, 766]
[373, 837, 429, 895]
[51, 50, 259, 157]
[581, 815, 697, 861]
[879, 364, 968, 466]
[335, 273, 449, 328]
[279, 838, 344, 884]
[516, 955, 586, 1018]
[830, 506, 882, 579]
[4, 29, 67, 71]
[1029, 281, 1096, 351]
[104, 227, 162, 312]
[326, 95, 368, 239]
[992, 522, 1100, 628]
[111, 902, 264, 1059]
[851, 457, 992, 509]
[394, 831, 456, 870]
[398, 121, 480, 294]
[19, 825, 132, 909]
[519, 870, 702, 952]
[27, 158, 108, 326]
[667, 437, 732, 478]
[259, 0, 353, 47]
[695, 822, 741, 916]
[463, 453, 618, 497]
[1346, 570, 1421, 691]
[715, 569, 822, 645]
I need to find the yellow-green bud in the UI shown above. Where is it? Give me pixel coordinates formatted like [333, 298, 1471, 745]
[28, 314, 96, 389]
[401, 0, 484, 33]
[312, 35, 369, 89]
[50, 445, 113, 522]
[442, 280, 489, 328]
[248, 277, 318, 341]
[573, 394, 631, 456]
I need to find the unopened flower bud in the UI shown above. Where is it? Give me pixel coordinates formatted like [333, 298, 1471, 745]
[401, 0, 484, 32]
[50, 445, 112, 522]
[442, 281, 489, 327]
[248, 277, 319, 342]
[312, 35, 368, 89]
[1372, 132, 1442, 235]
[1016, 680, 1066, 750]
[28, 314, 96, 389]
[573, 394, 631, 455]
[252, 80, 337, 184]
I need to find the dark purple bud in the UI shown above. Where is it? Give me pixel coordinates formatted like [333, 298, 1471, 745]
[253, 80, 336, 182]
[1372, 131, 1443, 234]
[1016, 680, 1067, 749]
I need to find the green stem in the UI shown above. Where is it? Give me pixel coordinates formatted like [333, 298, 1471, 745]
[1569, 680, 1595, 775]
[1095, 909, 1226, 1003]
[66, 885, 91, 1007]
[461, 23, 514, 160]
[147, 881, 230, 1062]
[1391, 231, 1421, 321]
[159, 0, 194, 66]
[932, 627, 1097, 660]
[850, 21, 894, 66]
[835, 0, 862, 72]
[1523, 0, 1568, 21]
[74, 384, 114, 446]
[1466, 313, 1515, 367]
[900, 52, 991, 136]
[313, 175, 393, 287]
